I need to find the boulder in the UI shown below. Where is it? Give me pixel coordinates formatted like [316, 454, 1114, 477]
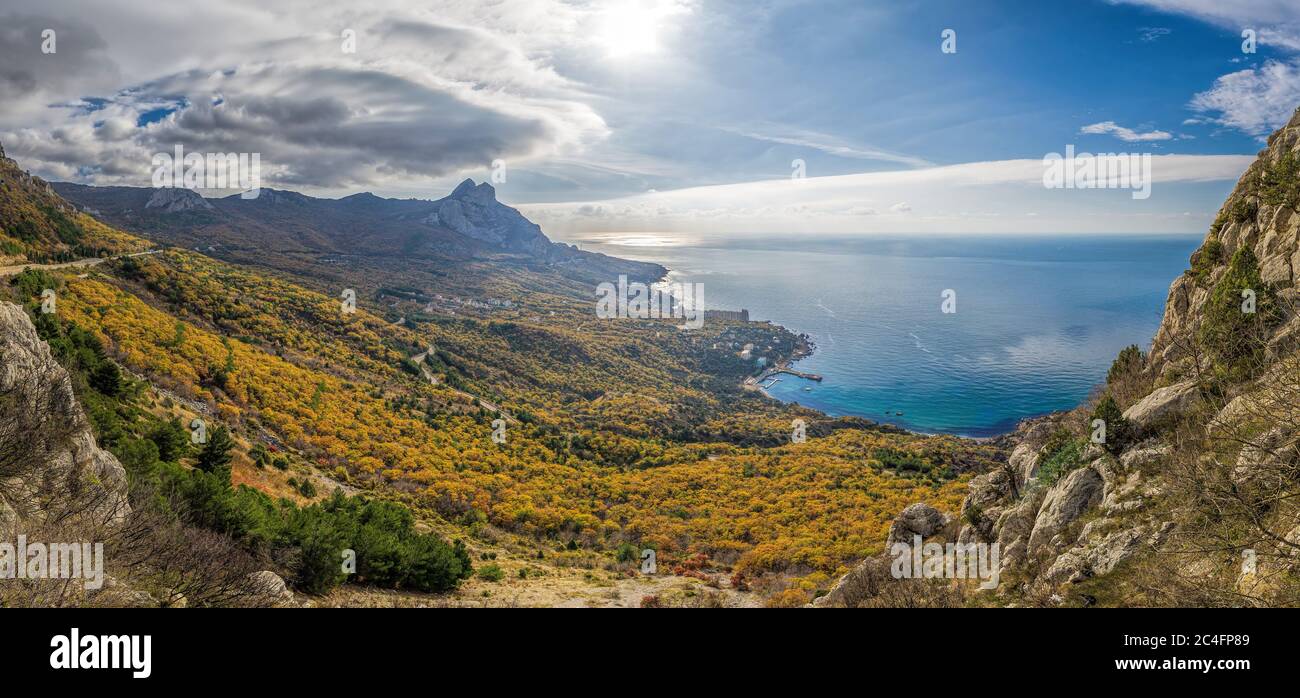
[246, 571, 296, 607]
[1101, 470, 1145, 514]
[886, 503, 948, 546]
[995, 489, 1046, 568]
[811, 556, 891, 608]
[964, 468, 1015, 512]
[1045, 527, 1142, 583]
[91, 575, 159, 608]
[1027, 466, 1103, 554]
[1119, 444, 1169, 471]
[1233, 427, 1294, 487]
[1008, 443, 1040, 486]
[1122, 380, 1200, 431]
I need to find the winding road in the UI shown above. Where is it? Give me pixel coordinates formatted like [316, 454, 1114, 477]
[0, 249, 162, 277]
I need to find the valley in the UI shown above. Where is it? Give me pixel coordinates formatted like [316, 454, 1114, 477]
[2, 143, 996, 606]
[10, 108, 1300, 608]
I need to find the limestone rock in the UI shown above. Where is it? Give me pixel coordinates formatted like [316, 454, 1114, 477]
[246, 570, 296, 607]
[886, 502, 949, 546]
[0, 302, 129, 526]
[1119, 444, 1168, 471]
[964, 467, 1015, 512]
[1122, 380, 1199, 431]
[1008, 442, 1040, 487]
[1027, 466, 1103, 554]
[1045, 527, 1141, 583]
[145, 187, 213, 212]
[422, 179, 552, 256]
[995, 489, 1046, 568]
[1233, 427, 1294, 487]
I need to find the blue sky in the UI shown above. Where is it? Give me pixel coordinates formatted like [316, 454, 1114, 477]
[569, 0, 1268, 182]
[2, 0, 1299, 234]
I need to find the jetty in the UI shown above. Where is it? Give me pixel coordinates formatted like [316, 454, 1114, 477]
[752, 362, 822, 385]
[775, 368, 822, 381]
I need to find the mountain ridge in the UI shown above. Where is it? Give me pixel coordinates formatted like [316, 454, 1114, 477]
[50, 176, 666, 288]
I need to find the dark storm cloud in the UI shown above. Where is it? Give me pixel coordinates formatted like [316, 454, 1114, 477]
[0, 13, 119, 104]
[126, 63, 568, 188]
[0, 9, 604, 191]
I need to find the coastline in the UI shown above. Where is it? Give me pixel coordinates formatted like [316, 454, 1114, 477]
[587, 240, 1164, 442]
[737, 326, 1021, 441]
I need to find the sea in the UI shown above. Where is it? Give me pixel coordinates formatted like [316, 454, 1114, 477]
[560, 232, 1202, 437]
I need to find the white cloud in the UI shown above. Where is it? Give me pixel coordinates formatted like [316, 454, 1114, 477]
[1109, 1, 1300, 49]
[1190, 59, 1300, 137]
[1110, 1, 1300, 137]
[1138, 26, 1172, 42]
[720, 123, 933, 168]
[524, 154, 1255, 236]
[1080, 121, 1173, 142]
[0, 1, 613, 192]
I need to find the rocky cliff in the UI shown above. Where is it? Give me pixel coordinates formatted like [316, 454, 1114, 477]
[1152, 106, 1300, 375]
[818, 106, 1300, 608]
[422, 179, 554, 257]
[146, 187, 214, 213]
[0, 302, 130, 537]
[1, 301, 297, 607]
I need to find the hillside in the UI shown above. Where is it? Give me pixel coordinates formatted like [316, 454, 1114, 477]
[2, 143, 1005, 606]
[0, 144, 147, 266]
[51, 178, 664, 288]
[817, 106, 1300, 608]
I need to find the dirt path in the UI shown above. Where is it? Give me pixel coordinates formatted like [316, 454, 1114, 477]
[411, 348, 518, 424]
[0, 249, 161, 277]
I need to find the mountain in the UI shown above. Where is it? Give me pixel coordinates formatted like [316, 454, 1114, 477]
[421, 179, 552, 256]
[51, 178, 663, 286]
[15, 110, 1300, 606]
[816, 106, 1300, 608]
[0, 143, 145, 265]
[2, 139, 1010, 607]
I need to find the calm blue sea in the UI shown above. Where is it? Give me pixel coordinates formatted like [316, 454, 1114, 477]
[563, 233, 1201, 437]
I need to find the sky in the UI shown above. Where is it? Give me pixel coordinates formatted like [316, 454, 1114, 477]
[1, 0, 1299, 235]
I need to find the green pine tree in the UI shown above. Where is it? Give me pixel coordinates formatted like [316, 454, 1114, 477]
[1089, 394, 1132, 455]
[195, 425, 235, 479]
[89, 360, 123, 397]
[1199, 246, 1280, 380]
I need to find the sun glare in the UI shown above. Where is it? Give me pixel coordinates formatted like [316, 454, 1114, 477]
[594, 1, 684, 59]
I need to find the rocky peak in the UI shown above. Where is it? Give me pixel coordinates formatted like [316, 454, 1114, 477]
[146, 187, 214, 213]
[449, 178, 498, 205]
[423, 179, 551, 256]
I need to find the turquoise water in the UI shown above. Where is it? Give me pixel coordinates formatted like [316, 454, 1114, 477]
[564, 233, 1201, 437]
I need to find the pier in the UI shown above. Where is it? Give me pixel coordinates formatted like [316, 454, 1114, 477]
[751, 364, 823, 385]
